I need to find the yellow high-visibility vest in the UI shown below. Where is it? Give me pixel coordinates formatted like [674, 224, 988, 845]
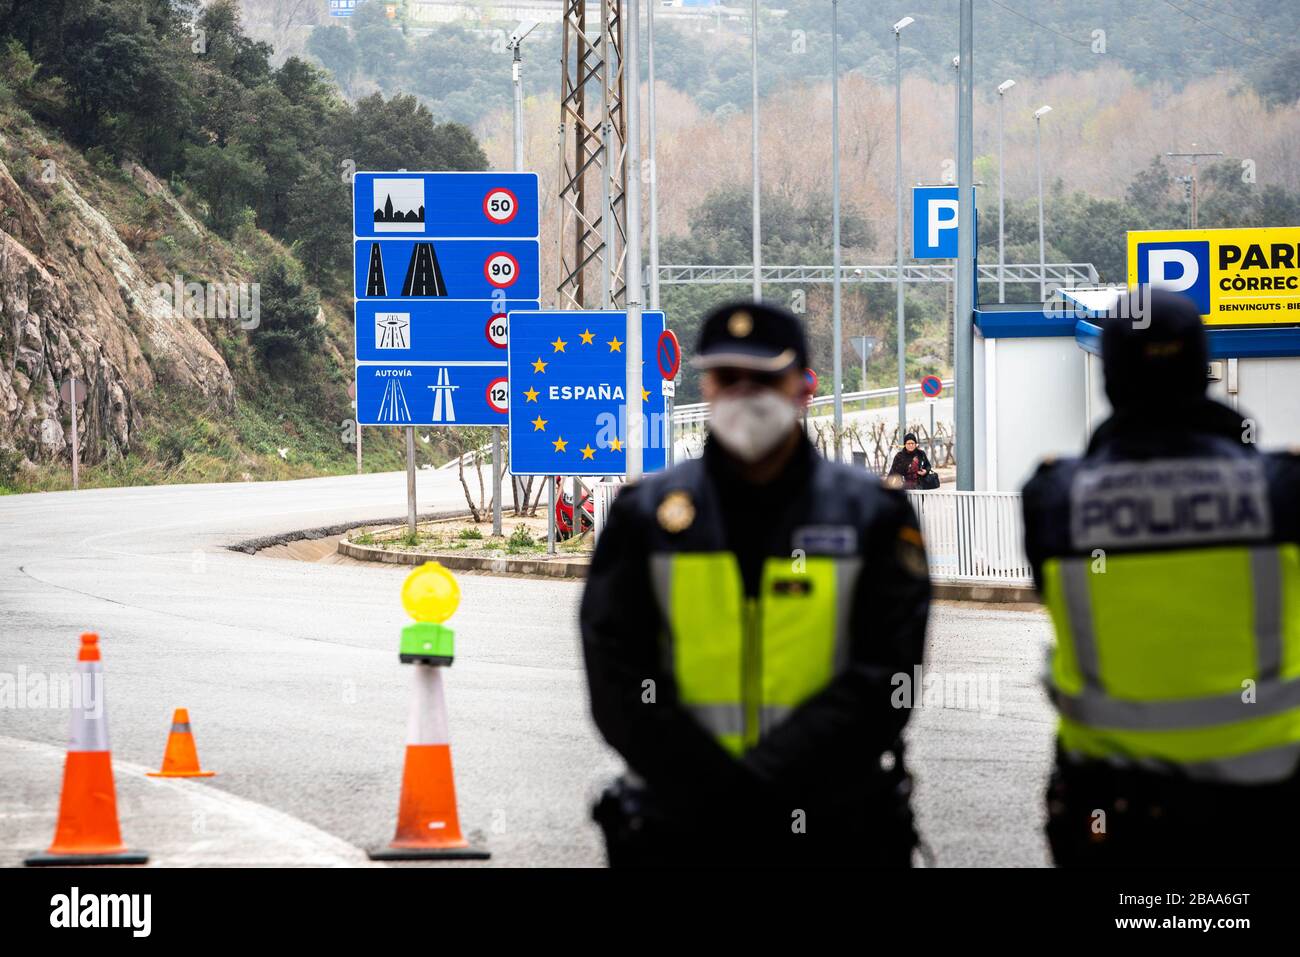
[1042, 543, 1300, 783]
[650, 551, 859, 755]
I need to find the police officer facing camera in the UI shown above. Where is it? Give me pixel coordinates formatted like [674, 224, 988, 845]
[580, 300, 930, 867]
[1022, 288, 1300, 867]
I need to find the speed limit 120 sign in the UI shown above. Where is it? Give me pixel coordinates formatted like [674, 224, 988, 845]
[486, 377, 509, 414]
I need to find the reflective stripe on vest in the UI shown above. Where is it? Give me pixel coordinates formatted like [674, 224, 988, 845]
[1043, 543, 1300, 783]
[651, 551, 858, 755]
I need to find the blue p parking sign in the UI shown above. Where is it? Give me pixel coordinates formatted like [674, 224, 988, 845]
[912, 186, 976, 260]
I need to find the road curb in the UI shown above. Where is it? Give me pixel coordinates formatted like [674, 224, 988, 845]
[337, 538, 1036, 600]
[337, 538, 590, 579]
[931, 581, 1039, 604]
[227, 509, 470, 555]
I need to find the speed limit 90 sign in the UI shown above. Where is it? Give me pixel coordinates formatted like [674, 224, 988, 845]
[484, 252, 520, 288]
[483, 188, 519, 225]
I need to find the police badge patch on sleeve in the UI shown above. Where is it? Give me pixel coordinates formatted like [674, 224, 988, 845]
[656, 490, 695, 533]
[897, 525, 929, 578]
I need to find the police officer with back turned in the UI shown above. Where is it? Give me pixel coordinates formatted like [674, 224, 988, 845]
[580, 301, 930, 867]
[1023, 288, 1300, 867]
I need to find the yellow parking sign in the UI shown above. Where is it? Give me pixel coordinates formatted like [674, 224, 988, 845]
[1127, 227, 1300, 326]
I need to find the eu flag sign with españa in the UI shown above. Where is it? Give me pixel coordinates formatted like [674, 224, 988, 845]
[507, 311, 668, 476]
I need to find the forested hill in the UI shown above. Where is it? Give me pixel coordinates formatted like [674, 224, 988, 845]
[275, 0, 1300, 127]
[0, 0, 488, 491]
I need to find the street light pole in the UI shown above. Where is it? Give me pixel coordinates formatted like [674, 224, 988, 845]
[893, 16, 913, 449]
[625, 0, 645, 482]
[831, 0, 843, 460]
[648, 0, 660, 311]
[1034, 105, 1052, 302]
[950, 54, 959, 368]
[500, 20, 538, 535]
[751, 0, 762, 301]
[955, 0, 974, 491]
[996, 79, 1015, 303]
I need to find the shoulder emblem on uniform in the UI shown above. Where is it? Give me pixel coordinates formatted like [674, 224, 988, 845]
[656, 490, 695, 533]
[896, 526, 928, 579]
[883, 474, 905, 491]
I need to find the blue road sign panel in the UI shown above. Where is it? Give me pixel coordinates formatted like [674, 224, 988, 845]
[354, 239, 540, 300]
[353, 172, 540, 240]
[329, 0, 359, 16]
[353, 170, 540, 427]
[355, 299, 539, 364]
[356, 364, 509, 427]
[508, 311, 668, 476]
[912, 186, 977, 259]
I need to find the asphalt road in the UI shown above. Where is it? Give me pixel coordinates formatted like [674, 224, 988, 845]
[0, 468, 1055, 867]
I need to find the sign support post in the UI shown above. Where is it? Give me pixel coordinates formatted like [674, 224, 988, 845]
[70, 376, 79, 491]
[929, 399, 936, 466]
[406, 426, 417, 539]
[491, 430, 502, 536]
[60, 376, 85, 491]
[624, 0, 645, 483]
[547, 481, 556, 555]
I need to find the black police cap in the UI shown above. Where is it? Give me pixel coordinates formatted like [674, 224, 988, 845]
[691, 300, 809, 373]
[1101, 287, 1208, 410]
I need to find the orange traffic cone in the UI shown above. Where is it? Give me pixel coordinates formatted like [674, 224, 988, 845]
[369, 665, 489, 860]
[25, 633, 148, 866]
[147, 708, 215, 778]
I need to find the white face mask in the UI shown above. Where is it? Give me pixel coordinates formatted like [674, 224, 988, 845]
[708, 389, 800, 463]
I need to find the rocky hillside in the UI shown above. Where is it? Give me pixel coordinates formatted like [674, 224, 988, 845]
[0, 138, 234, 470]
[0, 103, 405, 493]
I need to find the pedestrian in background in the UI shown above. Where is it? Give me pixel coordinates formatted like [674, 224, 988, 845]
[889, 433, 935, 490]
[579, 301, 930, 868]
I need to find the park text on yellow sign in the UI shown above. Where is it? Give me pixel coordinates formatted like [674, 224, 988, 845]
[1127, 227, 1300, 326]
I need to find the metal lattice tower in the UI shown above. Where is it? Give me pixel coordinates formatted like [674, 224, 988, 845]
[558, 0, 626, 309]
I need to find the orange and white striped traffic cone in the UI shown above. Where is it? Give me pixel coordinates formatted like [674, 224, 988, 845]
[368, 665, 489, 860]
[147, 708, 215, 778]
[25, 633, 148, 866]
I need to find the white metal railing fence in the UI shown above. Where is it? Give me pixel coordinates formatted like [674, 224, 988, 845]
[906, 490, 1031, 584]
[592, 482, 1031, 586]
[593, 480, 619, 540]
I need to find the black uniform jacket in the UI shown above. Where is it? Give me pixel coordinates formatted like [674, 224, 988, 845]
[579, 435, 930, 831]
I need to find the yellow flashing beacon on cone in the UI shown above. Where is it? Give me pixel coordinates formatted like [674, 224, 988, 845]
[398, 562, 459, 665]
